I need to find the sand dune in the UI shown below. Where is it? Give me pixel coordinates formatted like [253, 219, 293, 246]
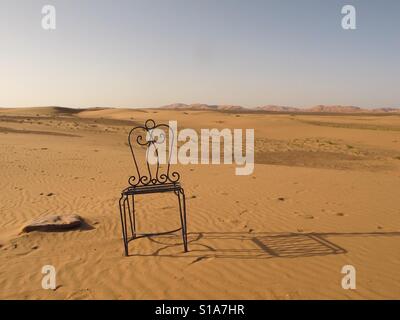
[0, 107, 400, 299]
[0, 106, 84, 117]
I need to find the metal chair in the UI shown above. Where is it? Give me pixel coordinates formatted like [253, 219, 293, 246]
[118, 119, 188, 256]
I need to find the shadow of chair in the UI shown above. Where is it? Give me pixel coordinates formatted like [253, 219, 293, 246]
[125, 231, 400, 260]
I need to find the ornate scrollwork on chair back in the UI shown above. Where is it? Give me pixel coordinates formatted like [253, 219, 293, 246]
[127, 119, 180, 187]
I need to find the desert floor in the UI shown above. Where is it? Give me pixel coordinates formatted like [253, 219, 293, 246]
[0, 107, 399, 299]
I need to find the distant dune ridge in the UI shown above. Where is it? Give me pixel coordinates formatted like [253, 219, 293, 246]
[256, 105, 300, 112]
[160, 103, 245, 111]
[160, 103, 399, 113]
[305, 105, 362, 113]
[1, 104, 399, 114]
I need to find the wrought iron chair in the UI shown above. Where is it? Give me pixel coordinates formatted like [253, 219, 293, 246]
[118, 119, 188, 256]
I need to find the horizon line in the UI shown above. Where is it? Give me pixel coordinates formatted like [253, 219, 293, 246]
[1, 104, 399, 110]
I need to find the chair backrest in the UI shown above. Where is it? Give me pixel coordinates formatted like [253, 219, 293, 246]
[127, 119, 180, 187]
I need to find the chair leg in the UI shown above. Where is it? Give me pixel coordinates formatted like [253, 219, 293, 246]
[126, 194, 136, 239]
[181, 189, 188, 251]
[177, 189, 188, 252]
[132, 194, 137, 237]
[119, 194, 129, 256]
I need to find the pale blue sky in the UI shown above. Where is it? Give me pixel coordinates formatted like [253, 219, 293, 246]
[0, 0, 399, 108]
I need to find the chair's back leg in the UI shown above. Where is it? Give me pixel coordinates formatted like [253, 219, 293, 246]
[181, 189, 188, 251]
[131, 194, 137, 236]
[177, 189, 188, 252]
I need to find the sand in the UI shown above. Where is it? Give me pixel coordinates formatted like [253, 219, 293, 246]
[0, 107, 399, 299]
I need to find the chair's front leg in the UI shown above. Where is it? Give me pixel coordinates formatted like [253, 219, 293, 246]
[126, 194, 136, 239]
[119, 194, 129, 256]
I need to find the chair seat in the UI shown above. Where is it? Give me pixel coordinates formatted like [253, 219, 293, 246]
[122, 182, 181, 195]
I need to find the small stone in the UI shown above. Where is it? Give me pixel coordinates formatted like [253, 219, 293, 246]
[46, 193, 55, 197]
[22, 214, 83, 233]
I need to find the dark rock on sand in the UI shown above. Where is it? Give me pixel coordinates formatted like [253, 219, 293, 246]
[22, 214, 83, 233]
